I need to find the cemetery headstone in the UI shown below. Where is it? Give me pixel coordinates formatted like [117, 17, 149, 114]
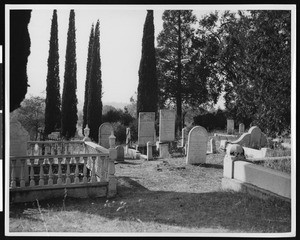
[147, 141, 153, 160]
[116, 145, 124, 162]
[249, 126, 262, 149]
[227, 119, 234, 135]
[138, 112, 155, 147]
[186, 126, 208, 165]
[159, 109, 176, 142]
[99, 122, 113, 149]
[210, 138, 216, 153]
[10, 113, 30, 182]
[181, 127, 188, 148]
[159, 142, 170, 158]
[239, 123, 245, 134]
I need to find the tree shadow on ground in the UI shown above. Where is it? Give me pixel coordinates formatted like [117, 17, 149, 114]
[10, 176, 291, 233]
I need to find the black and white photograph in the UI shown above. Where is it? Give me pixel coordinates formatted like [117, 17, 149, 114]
[3, 2, 296, 237]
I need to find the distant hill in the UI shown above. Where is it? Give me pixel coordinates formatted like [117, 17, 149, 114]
[103, 102, 128, 110]
[77, 101, 128, 113]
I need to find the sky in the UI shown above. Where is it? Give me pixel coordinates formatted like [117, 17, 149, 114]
[25, 5, 216, 106]
[22, 4, 295, 109]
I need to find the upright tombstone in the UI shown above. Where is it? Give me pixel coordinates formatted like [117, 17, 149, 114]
[239, 123, 245, 134]
[10, 113, 30, 182]
[146, 141, 153, 161]
[227, 119, 234, 135]
[98, 122, 113, 149]
[186, 126, 208, 165]
[159, 109, 176, 142]
[249, 126, 262, 149]
[116, 145, 124, 162]
[210, 138, 216, 154]
[181, 127, 187, 147]
[138, 112, 155, 147]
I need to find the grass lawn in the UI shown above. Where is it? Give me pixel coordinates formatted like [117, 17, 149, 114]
[9, 149, 291, 234]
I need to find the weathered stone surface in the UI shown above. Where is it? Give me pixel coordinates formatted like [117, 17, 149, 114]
[159, 142, 170, 158]
[10, 113, 30, 182]
[210, 138, 216, 153]
[138, 112, 155, 147]
[116, 145, 124, 162]
[239, 123, 245, 134]
[231, 133, 251, 147]
[147, 141, 153, 160]
[159, 109, 176, 142]
[249, 126, 262, 149]
[186, 126, 208, 165]
[98, 122, 113, 149]
[227, 119, 234, 135]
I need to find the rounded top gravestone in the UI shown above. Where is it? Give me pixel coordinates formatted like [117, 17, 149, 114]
[186, 126, 208, 165]
[98, 122, 113, 149]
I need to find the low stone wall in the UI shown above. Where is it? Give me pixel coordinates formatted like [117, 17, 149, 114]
[10, 182, 108, 203]
[222, 144, 291, 201]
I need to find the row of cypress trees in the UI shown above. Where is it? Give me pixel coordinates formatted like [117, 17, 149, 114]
[45, 9, 158, 141]
[44, 10, 102, 141]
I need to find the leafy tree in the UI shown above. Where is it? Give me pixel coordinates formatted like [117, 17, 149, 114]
[61, 10, 78, 139]
[82, 24, 94, 134]
[44, 10, 61, 135]
[156, 10, 218, 132]
[196, 10, 291, 135]
[10, 10, 31, 112]
[16, 96, 45, 140]
[87, 20, 102, 142]
[137, 10, 158, 118]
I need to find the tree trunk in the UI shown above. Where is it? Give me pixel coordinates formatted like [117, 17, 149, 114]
[176, 11, 182, 134]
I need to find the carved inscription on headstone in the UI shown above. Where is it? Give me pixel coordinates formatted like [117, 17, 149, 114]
[138, 112, 155, 146]
[98, 122, 113, 149]
[159, 109, 176, 142]
[186, 126, 208, 165]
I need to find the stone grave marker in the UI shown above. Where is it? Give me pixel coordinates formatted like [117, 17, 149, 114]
[159, 109, 176, 142]
[10, 114, 30, 182]
[249, 126, 262, 149]
[186, 126, 208, 165]
[98, 122, 113, 149]
[239, 123, 245, 134]
[210, 138, 216, 153]
[116, 145, 124, 162]
[138, 112, 155, 147]
[227, 119, 234, 135]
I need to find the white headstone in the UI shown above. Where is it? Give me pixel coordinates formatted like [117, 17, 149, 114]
[98, 122, 113, 149]
[227, 119, 234, 135]
[186, 126, 208, 165]
[159, 109, 176, 142]
[138, 112, 155, 147]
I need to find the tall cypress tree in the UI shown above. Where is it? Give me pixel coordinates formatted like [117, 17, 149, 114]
[82, 24, 94, 135]
[61, 10, 78, 139]
[87, 20, 102, 142]
[10, 10, 31, 112]
[44, 10, 61, 135]
[137, 10, 158, 117]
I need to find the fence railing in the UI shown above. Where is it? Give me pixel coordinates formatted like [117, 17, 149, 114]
[10, 153, 110, 189]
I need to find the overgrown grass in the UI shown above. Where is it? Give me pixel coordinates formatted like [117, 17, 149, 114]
[9, 153, 291, 234]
